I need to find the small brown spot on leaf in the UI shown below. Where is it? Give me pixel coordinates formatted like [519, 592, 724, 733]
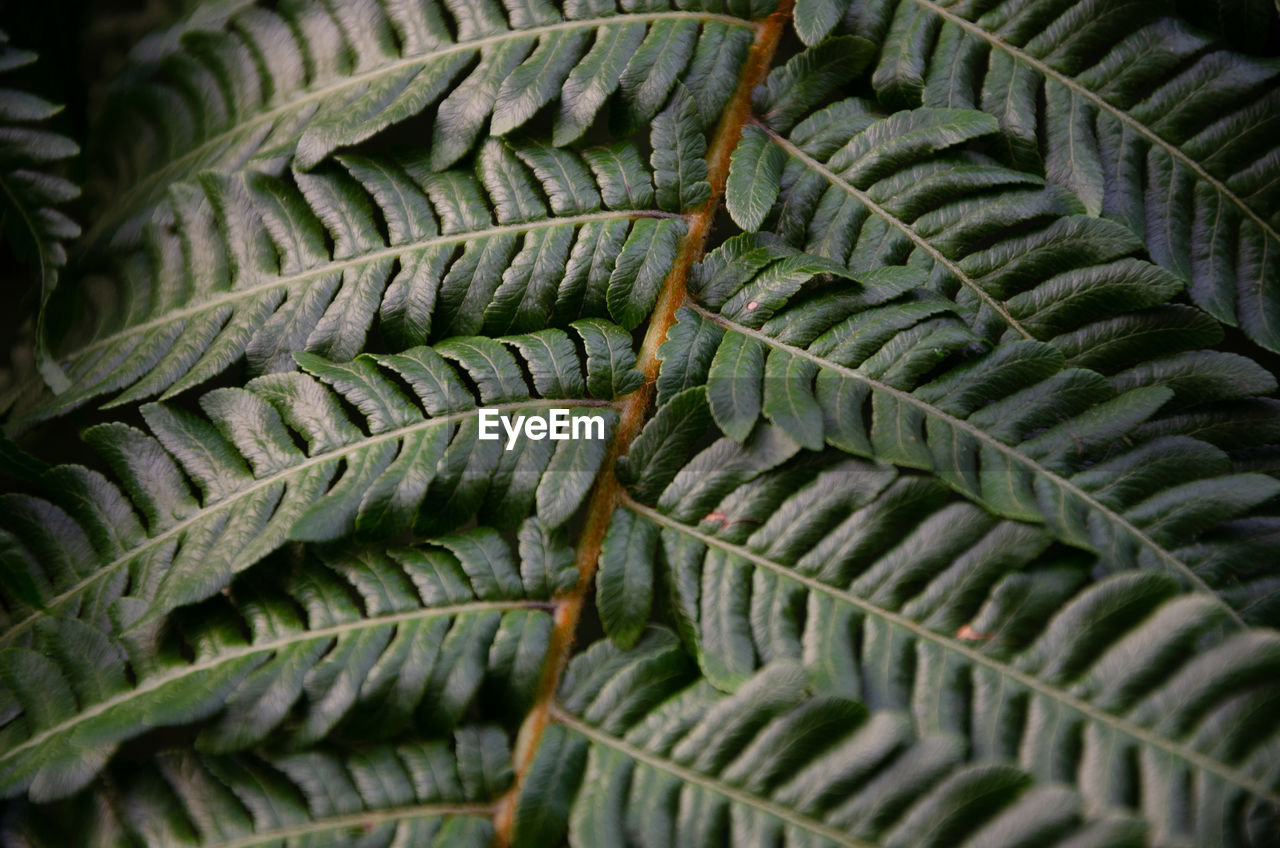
[956, 624, 991, 641]
[746, 300, 759, 311]
[701, 510, 763, 529]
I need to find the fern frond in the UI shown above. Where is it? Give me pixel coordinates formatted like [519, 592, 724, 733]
[85, 0, 765, 248]
[3, 2, 1279, 844]
[514, 631, 1153, 848]
[0, 532, 557, 801]
[3, 730, 506, 846]
[0, 327, 631, 644]
[0, 32, 80, 394]
[667, 239, 1279, 610]
[849, 0, 1280, 351]
[596, 446, 1280, 844]
[726, 94, 1237, 364]
[12, 142, 674, 427]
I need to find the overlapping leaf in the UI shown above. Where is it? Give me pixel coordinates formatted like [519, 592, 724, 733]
[0, 32, 80, 393]
[3, 730, 507, 846]
[3, 2, 1279, 846]
[662, 238, 1280, 610]
[597, 440, 1280, 845]
[0, 326, 632, 643]
[848, 0, 1280, 351]
[10, 141, 678, 427]
[727, 92, 1239, 366]
[0, 532, 560, 801]
[514, 632, 1153, 848]
[85, 0, 766, 248]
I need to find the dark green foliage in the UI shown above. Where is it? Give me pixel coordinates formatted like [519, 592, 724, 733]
[85, 0, 760, 248]
[3, 730, 508, 846]
[849, 0, 1280, 352]
[516, 633, 1155, 848]
[2, 1, 1280, 847]
[596, 438, 1280, 842]
[678, 238, 1280, 616]
[0, 330, 630, 641]
[0, 32, 79, 392]
[8, 143, 671, 426]
[0, 536, 556, 800]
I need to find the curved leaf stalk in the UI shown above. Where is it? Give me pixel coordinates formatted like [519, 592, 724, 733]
[491, 2, 797, 842]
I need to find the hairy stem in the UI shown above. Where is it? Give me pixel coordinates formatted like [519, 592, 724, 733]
[490, 3, 795, 841]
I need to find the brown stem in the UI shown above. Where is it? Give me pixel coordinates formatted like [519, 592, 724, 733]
[490, 3, 795, 842]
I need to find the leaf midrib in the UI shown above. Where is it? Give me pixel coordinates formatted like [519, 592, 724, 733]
[756, 122, 1036, 341]
[687, 301, 1241, 625]
[0, 600, 540, 770]
[491, 1, 798, 839]
[551, 707, 876, 848]
[910, 0, 1280, 252]
[619, 494, 1280, 806]
[65, 210, 678, 366]
[85, 10, 755, 245]
[0, 398, 618, 647]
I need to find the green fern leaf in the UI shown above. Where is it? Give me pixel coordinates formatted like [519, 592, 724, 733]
[728, 92, 1225, 364]
[0, 534, 557, 801]
[84, 0, 759, 248]
[4, 3, 1280, 847]
[10, 144, 664, 427]
[0, 328, 630, 642]
[595, 438, 1280, 841]
[851, 0, 1280, 351]
[514, 632, 1153, 848]
[4, 731, 506, 846]
[0, 32, 80, 394]
[675, 241, 1280, 611]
